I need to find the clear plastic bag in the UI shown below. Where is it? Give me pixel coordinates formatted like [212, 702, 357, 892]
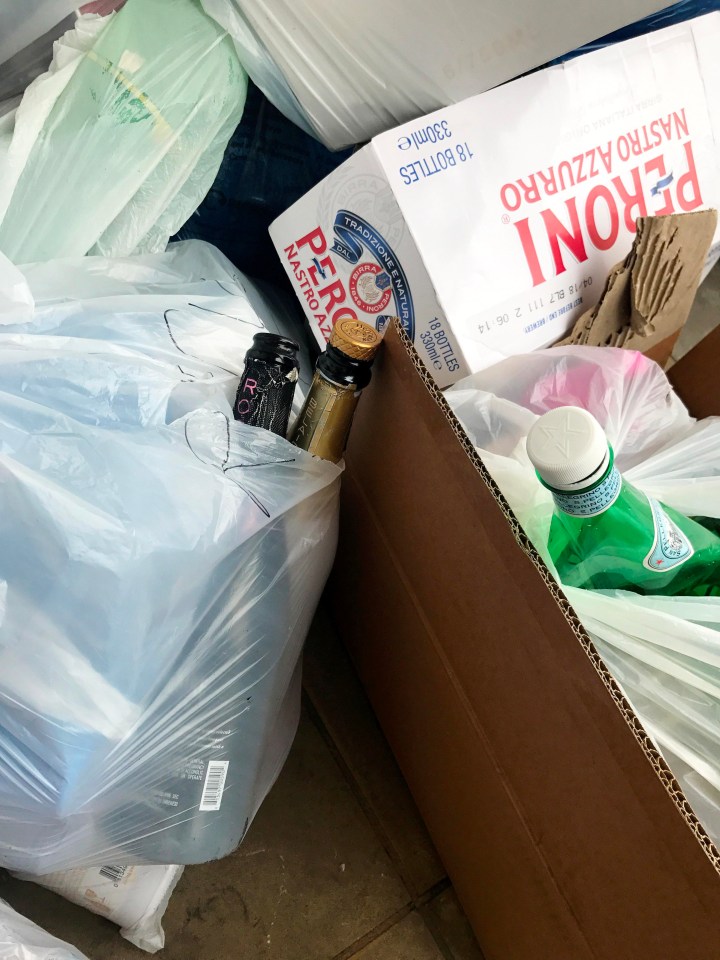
[0, 0, 247, 263]
[0, 899, 89, 960]
[446, 346, 720, 845]
[0, 241, 341, 873]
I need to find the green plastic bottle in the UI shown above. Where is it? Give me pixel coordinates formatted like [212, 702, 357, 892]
[526, 406, 720, 597]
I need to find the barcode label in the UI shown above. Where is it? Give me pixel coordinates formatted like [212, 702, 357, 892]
[199, 760, 229, 812]
[99, 865, 127, 883]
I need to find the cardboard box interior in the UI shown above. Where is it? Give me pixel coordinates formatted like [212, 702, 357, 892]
[328, 322, 720, 960]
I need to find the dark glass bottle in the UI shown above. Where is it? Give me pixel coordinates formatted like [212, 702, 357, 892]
[289, 319, 383, 463]
[234, 332, 300, 436]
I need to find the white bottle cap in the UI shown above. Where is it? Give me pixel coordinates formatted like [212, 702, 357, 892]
[526, 406, 610, 491]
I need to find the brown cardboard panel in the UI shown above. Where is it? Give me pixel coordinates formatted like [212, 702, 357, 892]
[644, 329, 680, 368]
[558, 211, 717, 362]
[332, 471, 593, 960]
[668, 324, 720, 418]
[330, 323, 720, 960]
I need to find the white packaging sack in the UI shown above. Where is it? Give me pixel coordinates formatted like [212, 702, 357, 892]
[204, 0, 667, 150]
[16, 865, 183, 954]
[270, 14, 720, 388]
[0, 899, 89, 960]
[445, 345, 720, 847]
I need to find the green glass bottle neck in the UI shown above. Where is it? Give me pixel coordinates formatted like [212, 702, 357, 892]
[538, 447, 623, 518]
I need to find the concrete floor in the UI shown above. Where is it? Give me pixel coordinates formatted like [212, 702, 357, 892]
[1, 265, 718, 960]
[0, 608, 484, 960]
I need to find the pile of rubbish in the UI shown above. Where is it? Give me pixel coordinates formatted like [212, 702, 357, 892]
[1, 0, 720, 956]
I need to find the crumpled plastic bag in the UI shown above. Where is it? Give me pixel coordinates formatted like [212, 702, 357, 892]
[2, 238, 316, 416]
[0, 899, 89, 960]
[0, 241, 340, 873]
[201, 0, 676, 150]
[0, 0, 247, 263]
[446, 346, 720, 845]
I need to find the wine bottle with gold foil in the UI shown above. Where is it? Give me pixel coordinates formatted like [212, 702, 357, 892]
[289, 319, 382, 463]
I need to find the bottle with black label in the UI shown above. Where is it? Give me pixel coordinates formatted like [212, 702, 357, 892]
[289, 319, 383, 463]
[234, 332, 300, 436]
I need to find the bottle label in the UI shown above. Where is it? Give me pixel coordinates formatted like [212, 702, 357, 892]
[643, 497, 694, 572]
[552, 466, 622, 517]
[234, 359, 298, 437]
[290, 378, 360, 463]
[199, 760, 230, 812]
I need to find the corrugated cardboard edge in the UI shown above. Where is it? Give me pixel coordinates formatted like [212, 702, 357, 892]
[557, 211, 718, 361]
[390, 319, 720, 875]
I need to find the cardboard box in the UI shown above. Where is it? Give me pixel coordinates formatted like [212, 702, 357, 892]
[271, 14, 720, 388]
[328, 322, 720, 960]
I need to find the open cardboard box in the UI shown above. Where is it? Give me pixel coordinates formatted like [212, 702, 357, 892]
[327, 321, 720, 960]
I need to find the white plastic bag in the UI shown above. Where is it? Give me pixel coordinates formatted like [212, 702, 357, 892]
[15, 864, 183, 953]
[0, 899, 89, 960]
[0, 241, 341, 873]
[10, 239, 315, 413]
[203, 0, 668, 149]
[446, 346, 720, 845]
[0, 0, 247, 263]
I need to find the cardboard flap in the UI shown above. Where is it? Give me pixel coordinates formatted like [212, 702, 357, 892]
[558, 211, 717, 360]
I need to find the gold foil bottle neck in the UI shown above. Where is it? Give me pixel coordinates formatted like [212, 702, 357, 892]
[329, 318, 383, 361]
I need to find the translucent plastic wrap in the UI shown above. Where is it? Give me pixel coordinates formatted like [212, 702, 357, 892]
[203, 0, 667, 149]
[10, 239, 316, 411]
[0, 6, 129, 105]
[0, 0, 247, 263]
[446, 347, 720, 846]
[0, 241, 341, 873]
[0, 900, 89, 960]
